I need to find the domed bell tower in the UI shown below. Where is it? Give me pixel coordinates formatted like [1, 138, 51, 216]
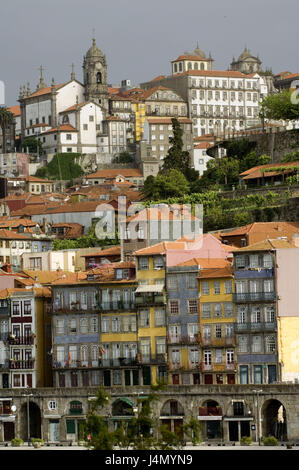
[83, 38, 109, 114]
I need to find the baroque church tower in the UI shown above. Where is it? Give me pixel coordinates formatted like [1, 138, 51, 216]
[83, 38, 109, 114]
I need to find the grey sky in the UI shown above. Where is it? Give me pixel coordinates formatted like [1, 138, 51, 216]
[1, 0, 298, 106]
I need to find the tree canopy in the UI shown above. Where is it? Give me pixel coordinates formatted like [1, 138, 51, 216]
[36, 152, 84, 181]
[161, 118, 192, 176]
[259, 89, 299, 121]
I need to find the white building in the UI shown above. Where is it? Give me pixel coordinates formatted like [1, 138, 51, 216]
[193, 142, 214, 175]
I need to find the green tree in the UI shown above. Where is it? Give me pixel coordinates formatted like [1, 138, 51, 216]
[260, 89, 299, 121]
[143, 169, 190, 199]
[0, 107, 14, 154]
[22, 137, 43, 155]
[85, 388, 115, 450]
[161, 118, 191, 175]
[281, 149, 299, 162]
[36, 152, 84, 180]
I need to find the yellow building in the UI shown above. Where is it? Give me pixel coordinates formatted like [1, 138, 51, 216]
[134, 244, 167, 385]
[199, 265, 236, 385]
[98, 262, 139, 387]
[132, 101, 146, 141]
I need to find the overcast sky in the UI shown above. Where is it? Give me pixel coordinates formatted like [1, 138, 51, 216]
[1, 0, 298, 106]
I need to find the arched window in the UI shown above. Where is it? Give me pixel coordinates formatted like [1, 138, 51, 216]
[200, 63, 205, 70]
[187, 62, 192, 70]
[179, 62, 183, 72]
[62, 115, 69, 124]
[174, 63, 177, 73]
[96, 72, 102, 84]
[194, 62, 198, 70]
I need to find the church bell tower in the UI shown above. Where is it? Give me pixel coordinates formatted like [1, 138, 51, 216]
[83, 38, 109, 114]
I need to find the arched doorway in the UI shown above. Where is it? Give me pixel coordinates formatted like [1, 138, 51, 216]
[262, 399, 287, 441]
[20, 402, 42, 441]
[198, 400, 222, 440]
[111, 398, 134, 431]
[160, 400, 185, 439]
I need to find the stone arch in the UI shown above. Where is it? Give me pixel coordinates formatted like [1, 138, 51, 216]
[20, 401, 42, 441]
[96, 72, 102, 84]
[199, 398, 223, 416]
[112, 398, 134, 417]
[160, 399, 185, 417]
[261, 399, 287, 441]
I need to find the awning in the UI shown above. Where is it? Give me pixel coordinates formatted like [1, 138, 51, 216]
[135, 284, 164, 293]
[113, 397, 134, 407]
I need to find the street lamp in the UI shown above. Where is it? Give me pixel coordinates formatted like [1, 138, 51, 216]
[253, 389, 263, 446]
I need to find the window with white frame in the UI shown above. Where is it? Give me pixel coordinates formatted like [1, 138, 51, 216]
[224, 302, 234, 317]
[69, 318, 77, 333]
[140, 309, 150, 327]
[215, 349, 222, 363]
[235, 255, 246, 269]
[154, 308, 165, 327]
[169, 300, 179, 315]
[226, 349, 234, 364]
[265, 306, 275, 324]
[201, 303, 211, 318]
[188, 323, 198, 339]
[225, 280, 232, 294]
[266, 335, 276, 353]
[238, 335, 248, 353]
[189, 348, 200, 364]
[250, 254, 259, 268]
[156, 337, 166, 355]
[138, 257, 149, 270]
[252, 335, 262, 353]
[204, 350, 212, 365]
[213, 303, 222, 317]
[201, 281, 210, 295]
[214, 281, 221, 294]
[101, 317, 109, 333]
[80, 318, 88, 334]
[168, 276, 177, 290]
[252, 306, 261, 324]
[56, 319, 64, 335]
[237, 305, 246, 323]
[202, 325, 211, 339]
[263, 254, 273, 269]
[171, 349, 181, 364]
[215, 324, 222, 338]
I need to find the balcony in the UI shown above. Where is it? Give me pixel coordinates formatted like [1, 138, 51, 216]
[99, 357, 139, 367]
[201, 337, 236, 347]
[8, 335, 34, 345]
[167, 334, 200, 345]
[10, 360, 35, 369]
[233, 292, 276, 302]
[135, 294, 165, 307]
[234, 269, 274, 279]
[235, 321, 277, 332]
[52, 359, 100, 369]
[199, 362, 236, 372]
[100, 302, 136, 312]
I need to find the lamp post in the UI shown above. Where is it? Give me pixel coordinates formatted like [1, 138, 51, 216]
[253, 389, 263, 446]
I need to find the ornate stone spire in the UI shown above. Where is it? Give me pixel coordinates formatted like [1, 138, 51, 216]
[36, 65, 47, 90]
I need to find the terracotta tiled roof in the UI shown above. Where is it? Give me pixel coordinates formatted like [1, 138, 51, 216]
[198, 266, 233, 279]
[278, 73, 299, 81]
[26, 175, 54, 183]
[172, 54, 208, 62]
[194, 142, 213, 149]
[134, 241, 186, 256]
[237, 238, 295, 251]
[126, 206, 197, 223]
[86, 169, 143, 179]
[59, 102, 86, 113]
[24, 84, 65, 99]
[7, 105, 21, 116]
[22, 270, 72, 284]
[150, 75, 167, 82]
[240, 161, 299, 180]
[176, 258, 231, 269]
[108, 87, 121, 95]
[0, 286, 51, 298]
[220, 222, 299, 239]
[40, 124, 77, 135]
[82, 245, 121, 258]
[0, 229, 34, 240]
